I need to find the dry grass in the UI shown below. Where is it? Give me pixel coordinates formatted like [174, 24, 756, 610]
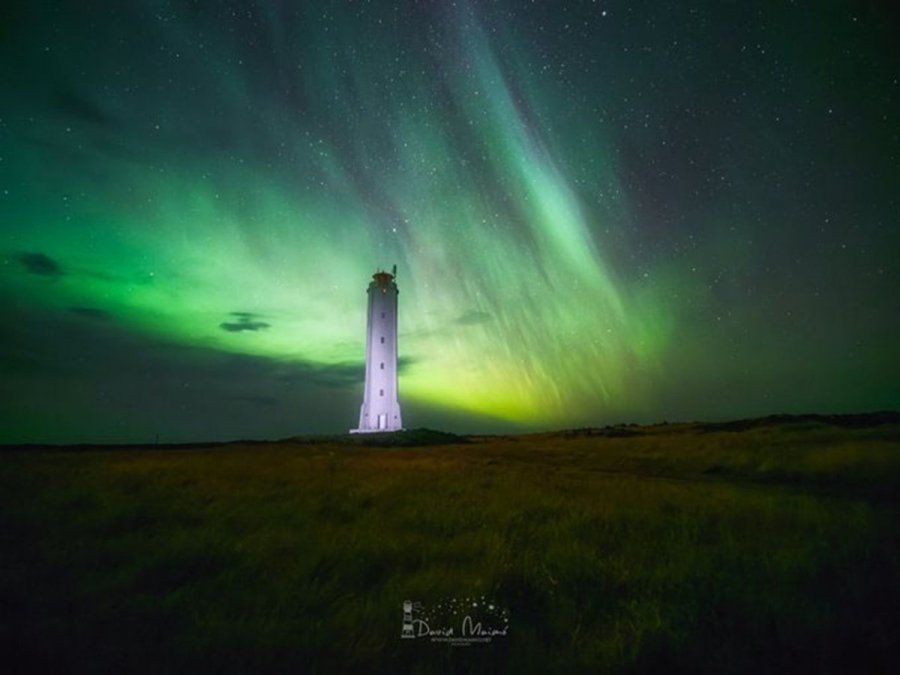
[1, 418, 898, 672]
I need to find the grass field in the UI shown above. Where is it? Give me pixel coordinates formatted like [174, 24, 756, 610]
[1, 414, 899, 673]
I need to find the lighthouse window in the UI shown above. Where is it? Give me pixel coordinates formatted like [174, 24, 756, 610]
[380, 336, 385, 344]
[379, 389, 384, 396]
[381, 312, 385, 318]
[380, 362, 384, 369]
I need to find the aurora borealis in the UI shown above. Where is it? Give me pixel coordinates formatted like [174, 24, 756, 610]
[1, 1, 898, 442]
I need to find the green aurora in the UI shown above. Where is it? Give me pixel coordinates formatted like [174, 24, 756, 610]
[1, 1, 898, 441]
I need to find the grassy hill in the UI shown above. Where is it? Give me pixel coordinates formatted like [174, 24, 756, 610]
[1, 414, 899, 672]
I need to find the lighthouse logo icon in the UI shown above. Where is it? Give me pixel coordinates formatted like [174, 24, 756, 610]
[401, 600, 415, 638]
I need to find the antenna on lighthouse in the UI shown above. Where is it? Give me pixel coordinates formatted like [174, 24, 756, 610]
[391, 264, 397, 278]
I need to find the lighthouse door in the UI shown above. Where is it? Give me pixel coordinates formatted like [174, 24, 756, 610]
[378, 414, 387, 430]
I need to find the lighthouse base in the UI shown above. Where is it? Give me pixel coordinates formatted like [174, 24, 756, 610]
[349, 427, 406, 434]
[353, 402, 403, 434]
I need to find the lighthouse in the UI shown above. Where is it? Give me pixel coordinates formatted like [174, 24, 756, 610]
[351, 265, 403, 433]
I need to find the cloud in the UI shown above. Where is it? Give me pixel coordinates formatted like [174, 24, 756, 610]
[231, 394, 278, 407]
[70, 307, 112, 321]
[398, 355, 417, 371]
[0, 301, 509, 443]
[220, 321, 270, 332]
[280, 361, 364, 388]
[277, 355, 418, 388]
[455, 310, 492, 326]
[220, 311, 270, 332]
[16, 252, 64, 277]
[52, 85, 112, 127]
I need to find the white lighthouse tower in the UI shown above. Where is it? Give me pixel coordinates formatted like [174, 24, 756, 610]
[351, 265, 403, 433]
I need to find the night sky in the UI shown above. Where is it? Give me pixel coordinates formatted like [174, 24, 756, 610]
[1, 1, 898, 443]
